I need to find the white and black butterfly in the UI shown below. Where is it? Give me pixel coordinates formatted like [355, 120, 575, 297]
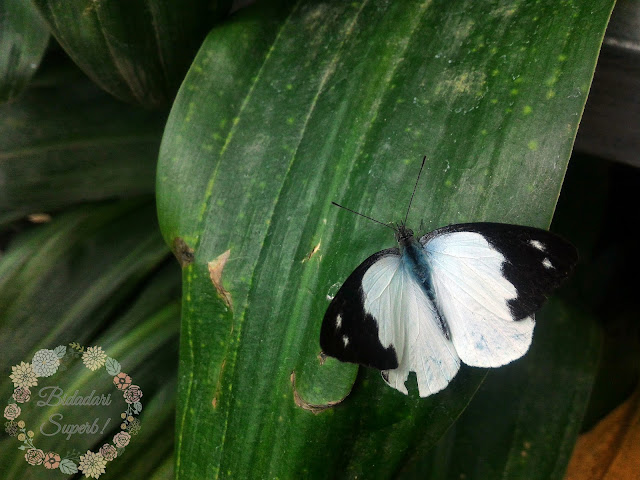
[320, 158, 578, 398]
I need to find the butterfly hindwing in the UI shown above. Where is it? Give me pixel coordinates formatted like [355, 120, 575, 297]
[360, 253, 460, 395]
[320, 249, 401, 370]
[321, 246, 461, 395]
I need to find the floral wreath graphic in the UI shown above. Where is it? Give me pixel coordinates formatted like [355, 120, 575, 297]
[4, 343, 143, 478]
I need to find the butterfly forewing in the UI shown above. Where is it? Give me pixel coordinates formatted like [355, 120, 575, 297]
[421, 223, 579, 320]
[321, 246, 462, 396]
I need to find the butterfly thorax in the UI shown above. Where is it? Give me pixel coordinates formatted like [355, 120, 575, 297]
[396, 225, 433, 285]
[395, 224, 415, 249]
[401, 236, 433, 287]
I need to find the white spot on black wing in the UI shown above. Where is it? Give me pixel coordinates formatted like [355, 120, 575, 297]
[529, 239, 545, 251]
[342, 335, 349, 347]
[335, 314, 342, 329]
[542, 258, 553, 269]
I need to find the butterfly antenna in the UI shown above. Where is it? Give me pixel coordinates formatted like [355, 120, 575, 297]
[404, 155, 427, 225]
[331, 202, 397, 231]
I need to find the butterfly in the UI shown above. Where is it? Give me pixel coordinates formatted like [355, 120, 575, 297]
[320, 157, 578, 398]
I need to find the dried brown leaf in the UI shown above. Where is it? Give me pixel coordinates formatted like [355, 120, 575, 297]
[565, 388, 640, 480]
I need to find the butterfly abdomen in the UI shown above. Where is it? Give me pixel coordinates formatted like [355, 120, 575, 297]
[402, 239, 431, 283]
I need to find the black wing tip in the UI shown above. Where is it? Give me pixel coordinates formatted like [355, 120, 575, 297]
[422, 222, 580, 320]
[424, 221, 579, 266]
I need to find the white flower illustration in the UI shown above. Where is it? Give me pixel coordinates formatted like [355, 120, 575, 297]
[32, 349, 60, 377]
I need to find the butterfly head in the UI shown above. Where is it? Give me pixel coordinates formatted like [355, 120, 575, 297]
[395, 224, 415, 247]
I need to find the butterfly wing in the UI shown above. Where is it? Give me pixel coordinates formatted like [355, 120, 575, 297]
[421, 223, 578, 368]
[373, 258, 461, 397]
[320, 249, 402, 370]
[321, 248, 460, 396]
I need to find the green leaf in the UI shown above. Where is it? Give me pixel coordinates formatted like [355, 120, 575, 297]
[0, 64, 166, 226]
[156, 0, 614, 477]
[133, 401, 142, 414]
[0, 201, 168, 365]
[59, 458, 78, 474]
[0, 200, 180, 479]
[31, 0, 232, 107]
[105, 357, 121, 376]
[53, 345, 66, 358]
[0, 0, 49, 103]
[551, 155, 640, 436]
[399, 298, 601, 479]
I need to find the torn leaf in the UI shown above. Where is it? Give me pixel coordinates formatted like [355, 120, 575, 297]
[290, 371, 347, 415]
[208, 249, 233, 310]
[173, 237, 195, 268]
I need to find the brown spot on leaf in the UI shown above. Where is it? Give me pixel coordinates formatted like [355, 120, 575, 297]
[208, 249, 233, 310]
[436, 71, 486, 96]
[290, 371, 345, 415]
[212, 359, 227, 410]
[27, 213, 52, 223]
[172, 237, 194, 268]
[318, 351, 327, 366]
[302, 241, 321, 263]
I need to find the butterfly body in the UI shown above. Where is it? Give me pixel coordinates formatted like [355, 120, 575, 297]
[320, 221, 577, 397]
[397, 227, 439, 300]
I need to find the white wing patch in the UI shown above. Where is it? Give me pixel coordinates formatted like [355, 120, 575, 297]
[425, 232, 534, 368]
[361, 256, 460, 396]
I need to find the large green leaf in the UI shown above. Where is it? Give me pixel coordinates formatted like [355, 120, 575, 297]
[156, 0, 614, 477]
[31, 0, 232, 107]
[0, 0, 49, 103]
[0, 200, 180, 479]
[552, 155, 640, 432]
[0, 62, 166, 226]
[0, 200, 169, 375]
